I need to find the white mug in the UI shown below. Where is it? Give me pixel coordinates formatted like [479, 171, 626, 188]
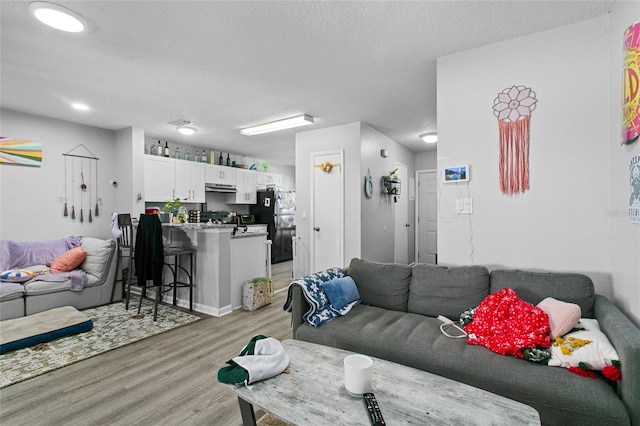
[344, 354, 373, 395]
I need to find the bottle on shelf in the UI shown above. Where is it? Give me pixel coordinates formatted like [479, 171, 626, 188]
[175, 147, 182, 159]
[150, 143, 156, 156]
[185, 149, 191, 161]
[164, 141, 170, 157]
[194, 150, 201, 162]
[156, 140, 163, 156]
[201, 150, 208, 163]
[226, 153, 231, 166]
[218, 151, 223, 165]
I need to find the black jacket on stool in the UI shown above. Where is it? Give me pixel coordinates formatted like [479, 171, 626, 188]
[134, 214, 164, 287]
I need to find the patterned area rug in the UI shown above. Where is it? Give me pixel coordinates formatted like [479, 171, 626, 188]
[0, 297, 200, 388]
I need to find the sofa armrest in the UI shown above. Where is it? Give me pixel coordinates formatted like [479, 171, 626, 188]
[290, 285, 310, 337]
[594, 294, 640, 426]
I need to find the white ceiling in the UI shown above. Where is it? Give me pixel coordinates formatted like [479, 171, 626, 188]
[1, 1, 615, 166]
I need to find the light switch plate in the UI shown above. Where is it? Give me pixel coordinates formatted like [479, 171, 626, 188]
[456, 198, 473, 214]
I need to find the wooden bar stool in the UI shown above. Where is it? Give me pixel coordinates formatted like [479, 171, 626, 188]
[162, 247, 195, 311]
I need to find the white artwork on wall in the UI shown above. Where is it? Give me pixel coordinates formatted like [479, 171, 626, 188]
[630, 154, 640, 224]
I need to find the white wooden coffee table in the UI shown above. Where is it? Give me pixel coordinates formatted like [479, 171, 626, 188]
[224, 339, 540, 425]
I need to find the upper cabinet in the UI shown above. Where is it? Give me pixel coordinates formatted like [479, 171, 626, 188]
[227, 169, 257, 204]
[144, 156, 175, 202]
[144, 156, 205, 203]
[256, 172, 283, 189]
[175, 159, 205, 203]
[206, 164, 236, 186]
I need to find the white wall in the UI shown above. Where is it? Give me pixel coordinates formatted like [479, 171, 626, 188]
[1, 109, 117, 240]
[415, 150, 437, 171]
[437, 18, 612, 290]
[608, 1, 640, 326]
[360, 123, 415, 262]
[295, 122, 362, 275]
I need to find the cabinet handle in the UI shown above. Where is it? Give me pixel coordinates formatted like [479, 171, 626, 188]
[314, 227, 320, 232]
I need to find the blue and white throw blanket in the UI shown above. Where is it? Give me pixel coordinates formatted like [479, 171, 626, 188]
[283, 267, 360, 327]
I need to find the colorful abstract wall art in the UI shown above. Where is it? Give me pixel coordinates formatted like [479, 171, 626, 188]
[0, 137, 42, 166]
[622, 22, 640, 146]
[492, 85, 538, 195]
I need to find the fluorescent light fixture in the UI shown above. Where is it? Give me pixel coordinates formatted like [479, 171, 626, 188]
[30, 2, 87, 33]
[177, 126, 197, 135]
[71, 103, 90, 111]
[241, 114, 314, 136]
[420, 132, 438, 144]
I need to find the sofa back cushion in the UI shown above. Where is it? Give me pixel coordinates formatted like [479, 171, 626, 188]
[80, 237, 114, 281]
[489, 269, 595, 318]
[347, 258, 412, 312]
[408, 264, 490, 320]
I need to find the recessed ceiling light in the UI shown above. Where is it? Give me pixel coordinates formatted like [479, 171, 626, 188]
[420, 132, 438, 144]
[72, 103, 90, 111]
[240, 114, 314, 136]
[177, 126, 197, 135]
[29, 2, 88, 33]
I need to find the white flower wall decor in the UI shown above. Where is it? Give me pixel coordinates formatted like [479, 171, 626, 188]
[492, 85, 538, 195]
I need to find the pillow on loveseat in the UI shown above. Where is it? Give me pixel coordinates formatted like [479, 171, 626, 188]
[50, 247, 87, 274]
[347, 258, 412, 312]
[0, 269, 35, 283]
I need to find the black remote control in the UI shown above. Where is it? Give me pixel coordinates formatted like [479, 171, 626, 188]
[363, 392, 385, 425]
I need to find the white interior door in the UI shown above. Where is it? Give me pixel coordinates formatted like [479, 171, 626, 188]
[394, 162, 409, 264]
[417, 170, 437, 264]
[311, 150, 344, 272]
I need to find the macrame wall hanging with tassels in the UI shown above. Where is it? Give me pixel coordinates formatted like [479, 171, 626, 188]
[492, 85, 538, 195]
[63, 144, 100, 223]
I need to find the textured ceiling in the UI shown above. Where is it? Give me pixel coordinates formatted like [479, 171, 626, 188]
[0, 1, 615, 166]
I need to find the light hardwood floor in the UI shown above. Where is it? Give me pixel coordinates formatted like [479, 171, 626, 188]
[0, 262, 295, 426]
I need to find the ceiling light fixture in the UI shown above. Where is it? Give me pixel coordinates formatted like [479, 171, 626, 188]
[71, 103, 90, 111]
[29, 2, 88, 33]
[177, 126, 197, 135]
[240, 114, 314, 136]
[420, 132, 438, 144]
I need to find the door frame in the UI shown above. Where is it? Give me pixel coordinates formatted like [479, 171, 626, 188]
[310, 149, 344, 272]
[394, 161, 409, 264]
[414, 168, 437, 264]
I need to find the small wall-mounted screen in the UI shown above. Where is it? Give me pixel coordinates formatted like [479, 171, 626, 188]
[443, 165, 470, 183]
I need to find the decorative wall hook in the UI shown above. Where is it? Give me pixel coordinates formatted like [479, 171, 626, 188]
[314, 161, 340, 173]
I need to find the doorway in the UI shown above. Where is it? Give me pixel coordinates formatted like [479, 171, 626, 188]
[416, 170, 437, 264]
[310, 150, 344, 272]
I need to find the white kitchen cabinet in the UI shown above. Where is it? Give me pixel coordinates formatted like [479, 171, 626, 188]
[175, 160, 205, 203]
[144, 156, 175, 202]
[227, 169, 257, 204]
[145, 156, 205, 203]
[205, 164, 236, 186]
[256, 171, 282, 188]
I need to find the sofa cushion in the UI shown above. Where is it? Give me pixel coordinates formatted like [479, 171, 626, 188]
[80, 237, 113, 280]
[490, 269, 595, 318]
[7, 236, 82, 269]
[408, 264, 489, 320]
[347, 258, 412, 312]
[0, 282, 25, 301]
[0, 268, 36, 283]
[537, 297, 581, 339]
[50, 247, 87, 274]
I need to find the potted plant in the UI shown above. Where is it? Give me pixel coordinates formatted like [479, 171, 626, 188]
[161, 198, 183, 223]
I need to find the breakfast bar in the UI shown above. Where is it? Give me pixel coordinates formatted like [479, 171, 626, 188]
[162, 224, 269, 316]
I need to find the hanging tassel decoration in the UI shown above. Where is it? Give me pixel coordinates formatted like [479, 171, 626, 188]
[71, 158, 76, 219]
[95, 160, 99, 216]
[493, 85, 537, 196]
[63, 156, 69, 217]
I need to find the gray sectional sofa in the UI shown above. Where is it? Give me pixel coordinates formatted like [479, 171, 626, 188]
[287, 258, 640, 426]
[0, 237, 120, 320]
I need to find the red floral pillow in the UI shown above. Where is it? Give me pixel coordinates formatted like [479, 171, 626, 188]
[50, 247, 87, 273]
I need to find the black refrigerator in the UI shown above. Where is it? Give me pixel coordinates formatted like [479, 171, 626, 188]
[250, 190, 296, 263]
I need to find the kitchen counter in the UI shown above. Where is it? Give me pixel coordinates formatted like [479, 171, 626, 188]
[160, 224, 270, 316]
